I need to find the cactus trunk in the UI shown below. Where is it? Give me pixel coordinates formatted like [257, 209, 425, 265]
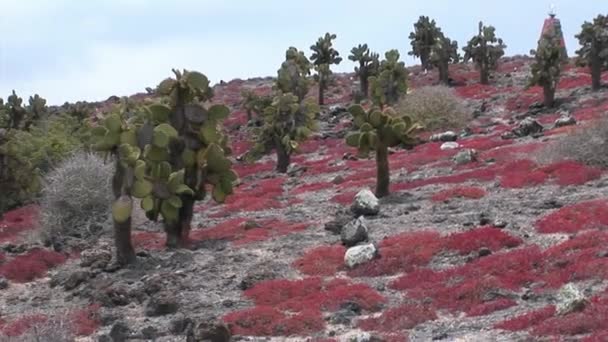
[360, 75, 369, 98]
[111, 160, 135, 265]
[276, 142, 290, 173]
[591, 54, 601, 91]
[318, 74, 325, 105]
[543, 84, 556, 108]
[480, 67, 490, 85]
[375, 143, 390, 198]
[438, 62, 450, 84]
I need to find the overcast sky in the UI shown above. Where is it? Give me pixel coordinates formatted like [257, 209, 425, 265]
[0, 0, 605, 105]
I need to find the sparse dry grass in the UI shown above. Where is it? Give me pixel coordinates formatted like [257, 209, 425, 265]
[397, 85, 472, 131]
[538, 116, 608, 168]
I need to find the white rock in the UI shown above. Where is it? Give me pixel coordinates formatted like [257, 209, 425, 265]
[440, 142, 461, 150]
[351, 189, 379, 216]
[557, 283, 588, 315]
[344, 243, 377, 268]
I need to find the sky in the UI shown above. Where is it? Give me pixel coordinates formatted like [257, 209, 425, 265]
[0, 0, 606, 105]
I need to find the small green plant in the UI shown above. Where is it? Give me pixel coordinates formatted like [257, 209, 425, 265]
[249, 92, 318, 173]
[409, 16, 442, 71]
[430, 34, 460, 84]
[276, 47, 312, 102]
[92, 69, 237, 264]
[348, 44, 380, 98]
[240, 89, 273, 122]
[575, 14, 608, 91]
[529, 33, 564, 108]
[345, 105, 421, 197]
[310, 33, 343, 105]
[369, 50, 409, 108]
[463, 21, 506, 84]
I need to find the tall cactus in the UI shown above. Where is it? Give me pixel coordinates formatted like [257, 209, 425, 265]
[249, 93, 318, 173]
[24, 94, 48, 130]
[5, 91, 27, 130]
[529, 34, 564, 108]
[276, 47, 312, 102]
[240, 89, 272, 122]
[409, 16, 442, 71]
[463, 22, 506, 85]
[348, 44, 380, 98]
[575, 14, 608, 91]
[310, 33, 343, 105]
[368, 50, 409, 108]
[93, 69, 237, 263]
[345, 105, 421, 197]
[430, 34, 460, 84]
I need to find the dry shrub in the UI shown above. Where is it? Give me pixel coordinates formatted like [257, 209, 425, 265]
[38, 152, 113, 245]
[397, 85, 471, 131]
[0, 314, 74, 342]
[538, 117, 608, 168]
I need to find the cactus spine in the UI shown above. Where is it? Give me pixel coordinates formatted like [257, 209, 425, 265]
[345, 105, 421, 197]
[575, 14, 608, 91]
[463, 22, 506, 85]
[310, 33, 343, 105]
[348, 44, 380, 98]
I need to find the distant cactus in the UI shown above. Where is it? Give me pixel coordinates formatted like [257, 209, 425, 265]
[240, 89, 273, 122]
[409, 16, 443, 71]
[348, 44, 380, 98]
[345, 105, 421, 197]
[369, 50, 409, 108]
[249, 92, 318, 173]
[529, 33, 564, 108]
[310, 33, 343, 105]
[276, 47, 312, 102]
[5, 91, 27, 130]
[575, 14, 608, 91]
[430, 34, 460, 84]
[92, 69, 237, 262]
[24, 94, 48, 130]
[463, 22, 506, 84]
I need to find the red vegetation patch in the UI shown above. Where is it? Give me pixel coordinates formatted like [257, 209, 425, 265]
[0, 205, 38, 243]
[291, 181, 336, 195]
[431, 186, 486, 202]
[391, 247, 545, 315]
[499, 159, 601, 189]
[393, 167, 498, 192]
[0, 248, 67, 283]
[358, 304, 437, 333]
[454, 83, 499, 100]
[232, 161, 275, 179]
[535, 200, 608, 234]
[539, 161, 602, 187]
[444, 227, 522, 255]
[348, 231, 443, 277]
[70, 304, 101, 336]
[208, 177, 286, 217]
[0, 314, 47, 337]
[191, 217, 309, 246]
[294, 245, 346, 276]
[132, 231, 165, 250]
[466, 298, 517, 317]
[494, 305, 556, 331]
[331, 190, 358, 205]
[225, 277, 385, 336]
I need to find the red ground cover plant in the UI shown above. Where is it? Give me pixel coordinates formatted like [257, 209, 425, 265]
[290, 181, 336, 196]
[232, 160, 275, 179]
[539, 161, 602, 187]
[224, 277, 385, 336]
[293, 245, 346, 276]
[535, 199, 608, 234]
[393, 167, 498, 192]
[348, 231, 443, 277]
[191, 217, 310, 246]
[0, 314, 48, 337]
[357, 303, 437, 333]
[466, 298, 517, 317]
[0, 248, 67, 283]
[499, 159, 548, 188]
[431, 186, 486, 202]
[208, 177, 286, 217]
[132, 231, 165, 250]
[391, 247, 545, 316]
[481, 142, 543, 163]
[494, 305, 556, 331]
[498, 159, 601, 189]
[454, 83, 499, 100]
[444, 227, 522, 255]
[0, 205, 38, 243]
[70, 304, 101, 336]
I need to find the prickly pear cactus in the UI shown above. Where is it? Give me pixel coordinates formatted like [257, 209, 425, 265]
[409, 16, 442, 71]
[529, 34, 564, 108]
[430, 34, 460, 84]
[368, 50, 408, 108]
[276, 47, 312, 102]
[348, 44, 380, 98]
[249, 92, 319, 173]
[463, 21, 506, 85]
[345, 104, 421, 197]
[310, 33, 342, 105]
[575, 14, 608, 90]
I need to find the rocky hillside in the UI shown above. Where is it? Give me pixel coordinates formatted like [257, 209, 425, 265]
[1, 57, 608, 341]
